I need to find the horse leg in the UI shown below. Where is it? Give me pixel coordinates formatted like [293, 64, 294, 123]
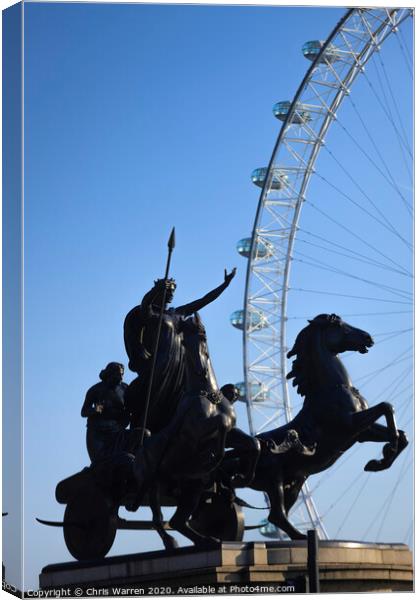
[225, 428, 261, 486]
[284, 477, 306, 516]
[357, 423, 408, 472]
[149, 482, 179, 551]
[193, 413, 230, 472]
[209, 413, 231, 466]
[351, 402, 399, 451]
[169, 481, 220, 550]
[266, 480, 306, 540]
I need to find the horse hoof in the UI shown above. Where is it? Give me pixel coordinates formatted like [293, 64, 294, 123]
[196, 537, 220, 550]
[125, 501, 141, 512]
[364, 459, 388, 472]
[164, 538, 179, 551]
[399, 432, 409, 450]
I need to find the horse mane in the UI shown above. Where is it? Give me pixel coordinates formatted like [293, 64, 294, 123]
[181, 312, 207, 341]
[286, 314, 341, 397]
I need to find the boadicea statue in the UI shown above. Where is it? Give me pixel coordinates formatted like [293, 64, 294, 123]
[37, 230, 408, 560]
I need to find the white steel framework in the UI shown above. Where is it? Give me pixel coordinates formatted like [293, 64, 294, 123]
[242, 7, 413, 539]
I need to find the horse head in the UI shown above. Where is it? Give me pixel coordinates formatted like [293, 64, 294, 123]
[286, 314, 374, 396]
[307, 314, 373, 355]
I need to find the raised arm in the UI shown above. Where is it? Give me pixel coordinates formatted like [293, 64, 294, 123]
[175, 268, 236, 316]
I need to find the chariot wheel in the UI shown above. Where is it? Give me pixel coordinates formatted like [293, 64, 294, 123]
[63, 485, 117, 560]
[191, 494, 244, 542]
[232, 8, 413, 542]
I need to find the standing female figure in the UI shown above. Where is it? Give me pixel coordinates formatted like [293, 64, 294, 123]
[81, 362, 129, 463]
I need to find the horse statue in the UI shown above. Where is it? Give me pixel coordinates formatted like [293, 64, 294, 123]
[133, 312, 258, 550]
[225, 314, 408, 540]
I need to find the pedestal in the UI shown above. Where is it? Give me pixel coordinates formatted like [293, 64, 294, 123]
[39, 541, 413, 594]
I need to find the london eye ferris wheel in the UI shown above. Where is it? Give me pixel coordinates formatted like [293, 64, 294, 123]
[230, 7, 413, 541]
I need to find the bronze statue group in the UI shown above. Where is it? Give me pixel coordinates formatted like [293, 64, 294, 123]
[79, 268, 408, 549]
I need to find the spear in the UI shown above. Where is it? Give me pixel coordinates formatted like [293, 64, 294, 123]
[139, 227, 176, 446]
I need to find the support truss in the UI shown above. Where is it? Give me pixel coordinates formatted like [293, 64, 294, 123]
[242, 7, 413, 540]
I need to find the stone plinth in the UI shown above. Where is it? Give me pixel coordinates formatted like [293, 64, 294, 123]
[40, 541, 413, 594]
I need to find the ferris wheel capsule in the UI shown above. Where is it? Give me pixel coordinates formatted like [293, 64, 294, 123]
[236, 237, 273, 259]
[302, 40, 342, 63]
[235, 381, 269, 403]
[230, 309, 268, 331]
[273, 101, 312, 124]
[251, 167, 288, 190]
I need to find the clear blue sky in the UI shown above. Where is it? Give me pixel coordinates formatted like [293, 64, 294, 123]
[2, 2, 413, 590]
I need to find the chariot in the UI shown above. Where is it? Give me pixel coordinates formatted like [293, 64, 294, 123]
[39, 460, 244, 561]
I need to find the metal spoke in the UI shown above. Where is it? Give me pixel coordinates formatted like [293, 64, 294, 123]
[239, 7, 412, 540]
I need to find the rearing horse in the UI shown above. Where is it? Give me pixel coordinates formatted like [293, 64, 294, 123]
[233, 314, 408, 540]
[133, 312, 237, 549]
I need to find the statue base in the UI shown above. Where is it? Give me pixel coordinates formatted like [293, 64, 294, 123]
[39, 541, 413, 594]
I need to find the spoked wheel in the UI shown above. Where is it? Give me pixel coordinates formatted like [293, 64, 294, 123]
[191, 494, 244, 542]
[235, 7, 413, 541]
[63, 485, 117, 560]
